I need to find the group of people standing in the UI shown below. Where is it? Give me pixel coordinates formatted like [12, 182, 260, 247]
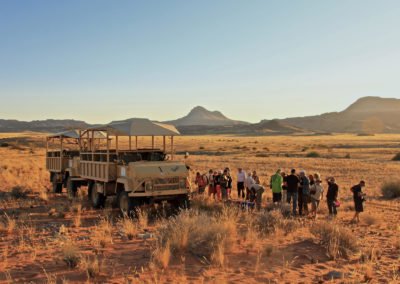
[195, 167, 367, 221]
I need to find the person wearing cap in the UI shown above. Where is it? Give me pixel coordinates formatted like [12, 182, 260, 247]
[237, 168, 246, 199]
[326, 177, 339, 217]
[270, 169, 283, 204]
[350, 180, 366, 223]
[310, 178, 324, 219]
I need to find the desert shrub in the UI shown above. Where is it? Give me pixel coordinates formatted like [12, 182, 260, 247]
[0, 142, 9, 147]
[344, 153, 351, 159]
[153, 210, 237, 267]
[310, 221, 359, 259]
[381, 181, 400, 199]
[392, 153, 400, 161]
[306, 151, 321, 158]
[190, 197, 224, 215]
[253, 208, 297, 236]
[255, 153, 268, 158]
[10, 186, 30, 199]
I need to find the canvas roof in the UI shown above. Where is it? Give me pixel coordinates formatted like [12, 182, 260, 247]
[88, 118, 180, 136]
[48, 130, 105, 139]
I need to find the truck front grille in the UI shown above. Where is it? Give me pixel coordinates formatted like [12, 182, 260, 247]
[153, 177, 180, 190]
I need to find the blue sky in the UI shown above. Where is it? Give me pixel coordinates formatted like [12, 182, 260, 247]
[1, 0, 399, 123]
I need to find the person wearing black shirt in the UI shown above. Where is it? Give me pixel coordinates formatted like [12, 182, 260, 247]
[326, 177, 339, 216]
[351, 181, 366, 223]
[286, 169, 300, 215]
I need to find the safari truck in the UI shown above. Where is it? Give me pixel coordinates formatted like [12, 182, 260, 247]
[46, 130, 103, 199]
[77, 118, 191, 214]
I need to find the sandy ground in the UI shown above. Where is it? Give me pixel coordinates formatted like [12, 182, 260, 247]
[0, 133, 399, 283]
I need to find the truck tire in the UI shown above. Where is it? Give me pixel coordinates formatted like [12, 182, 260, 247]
[171, 195, 190, 211]
[67, 177, 78, 200]
[90, 182, 106, 209]
[118, 191, 139, 216]
[52, 174, 62, 194]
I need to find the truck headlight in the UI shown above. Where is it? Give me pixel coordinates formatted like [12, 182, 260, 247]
[145, 182, 153, 191]
[179, 179, 189, 189]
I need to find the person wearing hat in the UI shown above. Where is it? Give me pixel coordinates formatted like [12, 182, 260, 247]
[326, 177, 339, 217]
[350, 180, 366, 223]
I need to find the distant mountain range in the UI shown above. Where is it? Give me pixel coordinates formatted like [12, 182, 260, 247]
[0, 119, 89, 133]
[1, 96, 400, 135]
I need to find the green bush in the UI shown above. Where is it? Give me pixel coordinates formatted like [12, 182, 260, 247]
[306, 151, 321, 158]
[392, 153, 400, 161]
[381, 181, 400, 199]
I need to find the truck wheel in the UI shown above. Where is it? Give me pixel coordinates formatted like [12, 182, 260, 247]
[171, 195, 190, 211]
[118, 191, 138, 216]
[67, 177, 78, 200]
[90, 182, 106, 209]
[52, 174, 62, 194]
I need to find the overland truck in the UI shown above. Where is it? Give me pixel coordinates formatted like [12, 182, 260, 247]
[46, 130, 104, 199]
[75, 118, 191, 214]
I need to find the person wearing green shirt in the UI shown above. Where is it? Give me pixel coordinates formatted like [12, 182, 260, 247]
[270, 169, 283, 204]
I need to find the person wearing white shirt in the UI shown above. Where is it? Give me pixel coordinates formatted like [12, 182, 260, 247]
[245, 173, 255, 200]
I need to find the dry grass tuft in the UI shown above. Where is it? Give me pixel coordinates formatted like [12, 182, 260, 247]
[92, 217, 113, 248]
[153, 209, 237, 268]
[0, 214, 16, 234]
[392, 152, 400, 161]
[363, 214, 379, 226]
[118, 216, 137, 240]
[62, 239, 81, 268]
[360, 247, 382, 263]
[72, 203, 82, 228]
[310, 221, 359, 260]
[381, 181, 400, 199]
[136, 208, 149, 229]
[80, 255, 103, 279]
